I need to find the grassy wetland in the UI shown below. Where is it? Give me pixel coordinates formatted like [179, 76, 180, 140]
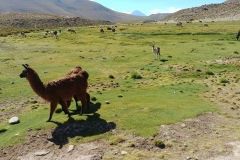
[0, 20, 240, 159]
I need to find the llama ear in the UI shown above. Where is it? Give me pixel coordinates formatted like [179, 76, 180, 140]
[22, 64, 28, 69]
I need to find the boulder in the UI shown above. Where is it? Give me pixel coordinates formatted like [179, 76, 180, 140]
[9, 117, 20, 124]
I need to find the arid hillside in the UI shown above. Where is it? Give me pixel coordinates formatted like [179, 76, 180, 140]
[162, 1, 240, 22]
[0, 12, 113, 29]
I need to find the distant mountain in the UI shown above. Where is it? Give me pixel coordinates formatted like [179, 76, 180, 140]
[131, 10, 146, 16]
[0, 0, 169, 22]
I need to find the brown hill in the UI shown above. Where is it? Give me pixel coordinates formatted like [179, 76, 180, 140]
[162, 1, 240, 22]
[0, 0, 168, 22]
[0, 12, 114, 29]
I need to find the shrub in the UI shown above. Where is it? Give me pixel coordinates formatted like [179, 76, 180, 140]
[205, 70, 214, 75]
[154, 139, 165, 148]
[130, 72, 142, 79]
[117, 94, 123, 97]
[233, 51, 239, 54]
[91, 96, 97, 101]
[30, 104, 39, 110]
[109, 74, 114, 79]
[109, 136, 125, 145]
[219, 78, 229, 83]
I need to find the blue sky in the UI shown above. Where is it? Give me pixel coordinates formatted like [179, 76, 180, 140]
[90, 0, 226, 16]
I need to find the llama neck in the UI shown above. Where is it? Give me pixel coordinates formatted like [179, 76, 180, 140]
[152, 46, 156, 52]
[26, 70, 47, 100]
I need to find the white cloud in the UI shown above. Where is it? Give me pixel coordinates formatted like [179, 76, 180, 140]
[150, 8, 161, 14]
[150, 7, 181, 14]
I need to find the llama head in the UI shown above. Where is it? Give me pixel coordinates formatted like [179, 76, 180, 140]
[19, 64, 30, 78]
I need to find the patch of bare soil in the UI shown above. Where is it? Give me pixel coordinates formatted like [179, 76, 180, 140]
[1, 58, 240, 160]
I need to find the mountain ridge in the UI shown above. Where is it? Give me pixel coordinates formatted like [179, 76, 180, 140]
[0, 0, 239, 23]
[0, 0, 168, 21]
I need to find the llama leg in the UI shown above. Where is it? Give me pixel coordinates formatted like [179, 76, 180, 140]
[59, 99, 68, 114]
[47, 102, 58, 122]
[78, 95, 87, 115]
[73, 95, 79, 110]
[61, 101, 71, 118]
[66, 100, 72, 109]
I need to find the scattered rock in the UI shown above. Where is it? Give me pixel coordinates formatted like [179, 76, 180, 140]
[34, 150, 49, 156]
[9, 117, 20, 124]
[67, 145, 74, 153]
[105, 101, 110, 104]
[181, 123, 186, 128]
[76, 155, 102, 160]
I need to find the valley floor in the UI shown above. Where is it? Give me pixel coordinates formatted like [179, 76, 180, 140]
[1, 58, 240, 160]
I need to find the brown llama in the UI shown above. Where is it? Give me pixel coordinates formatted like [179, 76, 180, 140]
[176, 22, 183, 27]
[65, 66, 90, 112]
[20, 32, 26, 37]
[236, 30, 240, 41]
[19, 64, 88, 122]
[68, 29, 76, 34]
[100, 28, 104, 33]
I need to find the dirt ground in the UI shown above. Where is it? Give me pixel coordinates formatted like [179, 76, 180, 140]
[1, 58, 240, 160]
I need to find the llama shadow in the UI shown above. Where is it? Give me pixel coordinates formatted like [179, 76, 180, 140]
[48, 102, 116, 149]
[69, 101, 101, 116]
[160, 59, 168, 62]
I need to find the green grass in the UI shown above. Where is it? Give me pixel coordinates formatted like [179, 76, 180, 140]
[0, 21, 240, 148]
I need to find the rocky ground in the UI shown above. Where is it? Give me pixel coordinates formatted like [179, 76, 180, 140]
[1, 57, 240, 160]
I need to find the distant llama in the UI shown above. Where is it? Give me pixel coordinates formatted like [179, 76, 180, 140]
[100, 27, 104, 33]
[65, 66, 90, 112]
[236, 30, 240, 41]
[203, 23, 209, 27]
[19, 64, 88, 122]
[68, 29, 76, 34]
[45, 30, 58, 39]
[20, 32, 26, 38]
[176, 22, 183, 27]
[111, 26, 116, 32]
[152, 44, 160, 60]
